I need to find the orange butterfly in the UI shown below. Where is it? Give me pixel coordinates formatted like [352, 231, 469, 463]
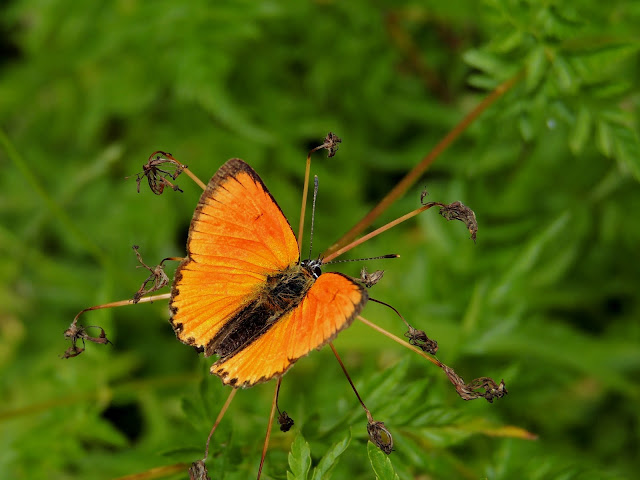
[169, 158, 367, 388]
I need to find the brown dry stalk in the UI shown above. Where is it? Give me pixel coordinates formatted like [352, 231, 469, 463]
[326, 72, 523, 255]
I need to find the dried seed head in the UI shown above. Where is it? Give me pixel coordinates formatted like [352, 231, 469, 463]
[189, 460, 210, 480]
[360, 267, 385, 288]
[133, 151, 184, 195]
[404, 325, 438, 354]
[321, 132, 342, 157]
[443, 365, 508, 403]
[62, 324, 111, 359]
[277, 411, 295, 432]
[132, 245, 170, 303]
[438, 201, 478, 242]
[367, 420, 393, 455]
[467, 377, 508, 403]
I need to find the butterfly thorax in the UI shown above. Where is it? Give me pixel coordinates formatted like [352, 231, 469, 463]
[263, 264, 316, 312]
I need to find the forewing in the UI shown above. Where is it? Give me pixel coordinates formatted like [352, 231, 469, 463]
[212, 272, 368, 388]
[170, 158, 300, 351]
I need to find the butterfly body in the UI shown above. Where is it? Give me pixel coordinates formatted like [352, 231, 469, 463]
[205, 263, 315, 359]
[170, 159, 367, 388]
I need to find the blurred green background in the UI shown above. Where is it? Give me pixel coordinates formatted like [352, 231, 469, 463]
[1, 1, 639, 479]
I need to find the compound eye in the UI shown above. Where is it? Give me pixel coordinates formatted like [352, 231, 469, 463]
[312, 265, 322, 278]
[302, 259, 323, 278]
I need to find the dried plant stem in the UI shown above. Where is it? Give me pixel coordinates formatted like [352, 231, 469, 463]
[71, 293, 171, 325]
[63, 293, 171, 358]
[357, 316, 508, 403]
[326, 72, 523, 255]
[182, 166, 207, 191]
[113, 463, 190, 480]
[297, 152, 313, 253]
[330, 342, 394, 454]
[203, 388, 238, 460]
[329, 342, 372, 419]
[161, 256, 185, 263]
[357, 316, 441, 367]
[257, 377, 282, 480]
[297, 133, 341, 254]
[322, 204, 435, 262]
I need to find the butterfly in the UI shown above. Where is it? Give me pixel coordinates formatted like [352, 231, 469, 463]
[169, 158, 368, 388]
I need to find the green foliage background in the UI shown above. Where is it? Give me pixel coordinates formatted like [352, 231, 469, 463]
[1, 1, 639, 479]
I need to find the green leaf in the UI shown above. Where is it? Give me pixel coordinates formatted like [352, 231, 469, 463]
[467, 73, 499, 90]
[552, 55, 577, 93]
[611, 123, 640, 182]
[367, 441, 399, 480]
[490, 212, 572, 304]
[311, 430, 352, 480]
[591, 79, 633, 99]
[463, 49, 510, 78]
[493, 30, 525, 54]
[181, 396, 205, 431]
[77, 417, 129, 448]
[525, 45, 548, 92]
[571, 43, 640, 83]
[287, 432, 312, 480]
[568, 105, 592, 154]
[414, 417, 536, 448]
[538, 6, 583, 40]
[519, 113, 534, 142]
[596, 119, 615, 157]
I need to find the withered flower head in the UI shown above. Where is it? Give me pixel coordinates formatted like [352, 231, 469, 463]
[443, 365, 508, 403]
[467, 377, 508, 403]
[321, 132, 342, 157]
[404, 325, 438, 354]
[437, 201, 478, 242]
[367, 420, 393, 455]
[360, 267, 385, 288]
[310, 132, 342, 158]
[277, 411, 295, 432]
[132, 245, 170, 303]
[188, 460, 211, 480]
[134, 151, 184, 195]
[62, 324, 111, 359]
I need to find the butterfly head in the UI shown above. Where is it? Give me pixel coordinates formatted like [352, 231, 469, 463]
[301, 258, 323, 279]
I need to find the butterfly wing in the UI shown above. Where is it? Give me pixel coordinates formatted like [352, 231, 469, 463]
[170, 158, 300, 353]
[212, 272, 368, 388]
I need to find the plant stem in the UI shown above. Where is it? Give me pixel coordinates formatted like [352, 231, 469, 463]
[326, 71, 523, 255]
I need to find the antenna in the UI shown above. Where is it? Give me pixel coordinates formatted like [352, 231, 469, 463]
[308, 175, 319, 260]
[322, 254, 399, 265]
[306, 172, 397, 267]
